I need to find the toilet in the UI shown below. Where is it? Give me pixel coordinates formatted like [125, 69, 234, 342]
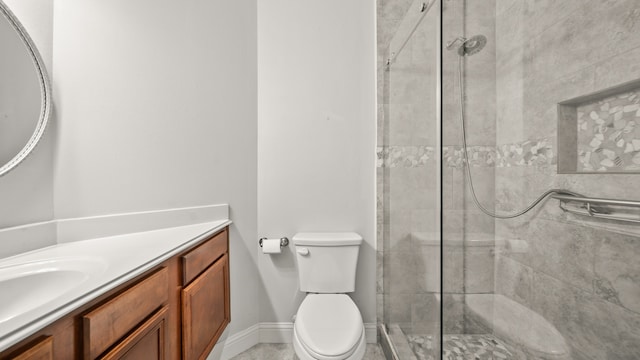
[292, 232, 366, 360]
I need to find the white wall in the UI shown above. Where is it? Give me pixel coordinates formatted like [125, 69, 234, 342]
[52, 0, 259, 337]
[2, 0, 376, 353]
[257, 0, 377, 325]
[0, 0, 54, 230]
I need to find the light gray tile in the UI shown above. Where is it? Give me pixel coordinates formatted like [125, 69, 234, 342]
[443, 210, 464, 242]
[386, 103, 413, 146]
[230, 343, 386, 360]
[411, 293, 440, 335]
[377, 250, 384, 294]
[230, 343, 296, 360]
[462, 167, 495, 212]
[388, 209, 412, 252]
[523, 64, 596, 141]
[442, 245, 463, 293]
[527, 1, 640, 87]
[387, 291, 413, 324]
[363, 343, 387, 360]
[495, 166, 526, 212]
[595, 45, 640, 90]
[531, 270, 640, 360]
[465, 246, 495, 294]
[377, 18, 401, 51]
[495, 1, 525, 144]
[495, 254, 533, 307]
[526, 219, 597, 292]
[389, 167, 436, 214]
[463, 211, 495, 240]
[415, 241, 440, 294]
[377, 0, 414, 21]
[377, 293, 385, 324]
[410, 209, 438, 236]
[385, 251, 416, 295]
[442, 294, 465, 334]
[522, 0, 582, 38]
[594, 230, 640, 315]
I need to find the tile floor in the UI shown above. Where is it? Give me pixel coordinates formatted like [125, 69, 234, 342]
[229, 336, 514, 360]
[229, 343, 386, 360]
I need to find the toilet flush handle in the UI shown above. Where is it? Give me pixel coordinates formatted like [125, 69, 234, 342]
[297, 248, 310, 256]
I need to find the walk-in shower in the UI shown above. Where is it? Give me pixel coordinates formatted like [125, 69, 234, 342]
[378, 0, 640, 359]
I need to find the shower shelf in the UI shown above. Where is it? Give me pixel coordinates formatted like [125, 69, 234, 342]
[552, 194, 640, 223]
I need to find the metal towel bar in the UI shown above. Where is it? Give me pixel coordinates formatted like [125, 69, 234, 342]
[551, 194, 640, 223]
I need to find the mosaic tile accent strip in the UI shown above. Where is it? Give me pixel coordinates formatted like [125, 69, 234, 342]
[377, 146, 435, 168]
[496, 138, 555, 168]
[377, 138, 555, 169]
[577, 88, 640, 172]
[408, 334, 515, 360]
[443, 146, 496, 169]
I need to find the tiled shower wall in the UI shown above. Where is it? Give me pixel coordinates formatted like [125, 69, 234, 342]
[493, 0, 640, 359]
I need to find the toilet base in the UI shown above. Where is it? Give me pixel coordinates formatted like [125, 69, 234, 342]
[293, 326, 366, 360]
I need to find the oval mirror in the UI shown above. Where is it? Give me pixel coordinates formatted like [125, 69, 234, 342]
[0, 1, 51, 177]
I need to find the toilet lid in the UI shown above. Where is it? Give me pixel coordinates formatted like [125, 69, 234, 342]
[295, 294, 363, 359]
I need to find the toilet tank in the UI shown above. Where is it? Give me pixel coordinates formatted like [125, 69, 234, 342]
[292, 232, 363, 293]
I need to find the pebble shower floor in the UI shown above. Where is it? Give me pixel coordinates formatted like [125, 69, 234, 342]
[408, 334, 514, 360]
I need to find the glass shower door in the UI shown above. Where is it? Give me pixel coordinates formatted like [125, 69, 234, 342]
[378, 0, 441, 359]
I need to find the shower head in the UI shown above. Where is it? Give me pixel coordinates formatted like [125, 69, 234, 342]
[446, 35, 487, 56]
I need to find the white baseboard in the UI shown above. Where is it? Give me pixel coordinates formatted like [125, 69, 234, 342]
[220, 322, 377, 359]
[364, 323, 378, 343]
[259, 322, 294, 343]
[219, 324, 260, 360]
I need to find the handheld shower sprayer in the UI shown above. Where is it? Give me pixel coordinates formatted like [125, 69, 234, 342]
[447, 34, 583, 218]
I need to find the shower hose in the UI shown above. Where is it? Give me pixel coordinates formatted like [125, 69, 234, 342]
[455, 56, 582, 219]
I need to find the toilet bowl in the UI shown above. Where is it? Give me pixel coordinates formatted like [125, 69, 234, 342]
[292, 233, 365, 360]
[293, 294, 366, 360]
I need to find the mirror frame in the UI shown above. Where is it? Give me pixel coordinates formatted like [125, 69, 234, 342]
[0, 1, 51, 177]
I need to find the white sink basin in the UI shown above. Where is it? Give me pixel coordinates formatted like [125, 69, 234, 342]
[0, 257, 107, 325]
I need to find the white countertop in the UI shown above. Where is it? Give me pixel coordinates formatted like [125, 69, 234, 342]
[0, 219, 231, 352]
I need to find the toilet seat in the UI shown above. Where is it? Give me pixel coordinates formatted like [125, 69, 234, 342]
[294, 294, 364, 360]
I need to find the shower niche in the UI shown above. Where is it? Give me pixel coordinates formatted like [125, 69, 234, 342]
[558, 79, 640, 173]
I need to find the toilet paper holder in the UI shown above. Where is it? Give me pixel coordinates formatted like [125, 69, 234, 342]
[259, 237, 289, 248]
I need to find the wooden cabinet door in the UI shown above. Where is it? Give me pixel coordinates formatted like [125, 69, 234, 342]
[100, 307, 168, 360]
[181, 254, 230, 360]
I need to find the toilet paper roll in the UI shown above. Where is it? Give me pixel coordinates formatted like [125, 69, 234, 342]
[261, 238, 282, 254]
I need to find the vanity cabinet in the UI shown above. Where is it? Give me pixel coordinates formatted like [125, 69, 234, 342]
[181, 229, 230, 360]
[0, 227, 230, 360]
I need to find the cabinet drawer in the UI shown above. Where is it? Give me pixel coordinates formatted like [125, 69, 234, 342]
[101, 307, 168, 360]
[182, 229, 228, 285]
[10, 337, 52, 360]
[83, 267, 169, 360]
[182, 254, 230, 360]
